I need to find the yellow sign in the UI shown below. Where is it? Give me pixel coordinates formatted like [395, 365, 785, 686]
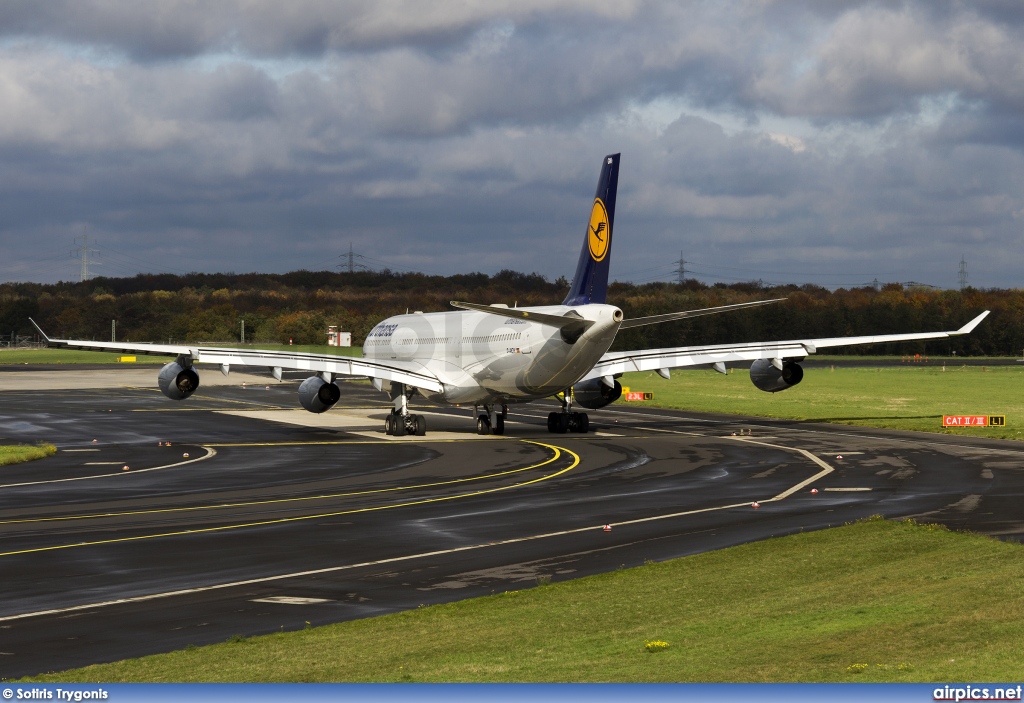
[117, 356, 137, 363]
[989, 415, 1006, 426]
[588, 198, 610, 262]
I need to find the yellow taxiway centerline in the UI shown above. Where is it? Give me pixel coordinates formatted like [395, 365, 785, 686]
[0, 440, 562, 526]
[0, 438, 842, 623]
[0, 441, 580, 559]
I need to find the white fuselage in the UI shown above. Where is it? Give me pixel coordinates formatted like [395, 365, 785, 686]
[363, 304, 622, 405]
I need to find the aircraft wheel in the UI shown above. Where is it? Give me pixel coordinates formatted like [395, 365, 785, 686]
[393, 414, 407, 436]
[476, 415, 491, 435]
[575, 412, 589, 433]
[556, 413, 570, 434]
[384, 415, 394, 435]
[414, 414, 427, 436]
[494, 415, 505, 435]
[547, 412, 559, 432]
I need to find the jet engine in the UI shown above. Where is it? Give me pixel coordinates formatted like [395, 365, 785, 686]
[298, 376, 341, 413]
[158, 360, 200, 400]
[749, 359, 804, 393]
[572, 378, 622, 410]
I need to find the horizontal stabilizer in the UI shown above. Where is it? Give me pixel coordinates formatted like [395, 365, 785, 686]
[450, 301, 595, 335]
[618, 298, 786, 329]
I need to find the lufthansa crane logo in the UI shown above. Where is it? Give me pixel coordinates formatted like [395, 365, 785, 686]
[588, 198, 610, 262]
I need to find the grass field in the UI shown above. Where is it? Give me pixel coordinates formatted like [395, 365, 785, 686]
[0, 345, 362, 365]
[0, 444, 56, 466]
[619, 363, 1024, 440]
[21, 518, 1024, 683]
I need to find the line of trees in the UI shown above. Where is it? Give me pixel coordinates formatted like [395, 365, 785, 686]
[1, 270, 1021, 356]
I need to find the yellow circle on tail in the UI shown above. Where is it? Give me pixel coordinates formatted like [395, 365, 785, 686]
[588, 198, 610, 262]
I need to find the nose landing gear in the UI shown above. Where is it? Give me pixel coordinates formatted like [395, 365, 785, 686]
[475, 404, 507, 435]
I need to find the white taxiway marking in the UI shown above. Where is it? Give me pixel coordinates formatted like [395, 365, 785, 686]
[823, 487, 872, 492]
[0, 440, 836, 623]
[633, 426, 704, 437]
[84, 462, 126, 465]
[727, 437, 835, 500]
[250, 596, 332, 605]
[62, 449, 100, 453]
[0, 446, 217, 489]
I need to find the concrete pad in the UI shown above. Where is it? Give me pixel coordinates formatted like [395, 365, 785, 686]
[215, 407, 561, 440]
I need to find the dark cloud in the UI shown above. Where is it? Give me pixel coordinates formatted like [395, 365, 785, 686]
[0, 0, 1022, 290]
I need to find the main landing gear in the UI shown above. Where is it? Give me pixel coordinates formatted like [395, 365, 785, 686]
[385, 382, 426, 436]
[474, 404, 507, 435]
[546, 410, 588, 433]
[385, 410, 426, 436]
[547, 391, 589, 434]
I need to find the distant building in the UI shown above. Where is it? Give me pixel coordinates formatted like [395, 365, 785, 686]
[327, 325, 352, 347]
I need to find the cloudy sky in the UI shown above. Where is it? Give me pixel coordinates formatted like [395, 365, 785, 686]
[1, 0, 1022, 289]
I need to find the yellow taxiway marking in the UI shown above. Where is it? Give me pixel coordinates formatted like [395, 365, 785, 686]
[0, 440, 839, 623]
[0, 441, 579, 559]
[0, 441, 562, 526]
[205, 438, 514, 446]
[0, 446, 217, 490]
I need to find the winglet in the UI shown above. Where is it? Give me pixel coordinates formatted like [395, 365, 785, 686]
[954, 311, 990, 335]
[28, 317, 52, 343]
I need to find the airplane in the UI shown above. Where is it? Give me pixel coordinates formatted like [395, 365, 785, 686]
[30, 154, 990, 437]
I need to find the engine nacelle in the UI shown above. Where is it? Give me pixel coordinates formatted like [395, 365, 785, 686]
[749, 359, 804, 393]
[572, 378, 623, 410]
[298, 376, 341, 413]
[158, 361, 200, 400]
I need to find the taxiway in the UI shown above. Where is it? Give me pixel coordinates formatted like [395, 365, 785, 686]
[0, 367, 1021, 678]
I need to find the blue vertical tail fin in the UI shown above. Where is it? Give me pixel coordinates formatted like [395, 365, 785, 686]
[562, 153, 620, 306]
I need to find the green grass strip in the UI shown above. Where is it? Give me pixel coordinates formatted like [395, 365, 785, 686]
[0, 444, 56, 467]
[619, 364, 1024, 440]
[21, 518, 1024, 683]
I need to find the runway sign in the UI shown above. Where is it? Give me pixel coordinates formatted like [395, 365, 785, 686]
[624, 391, 653, 401]
[942, 415, 1005, 427]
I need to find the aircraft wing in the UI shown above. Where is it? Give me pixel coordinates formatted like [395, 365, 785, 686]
[27, 319, 444, 393]
[581, 311, 991, 380]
